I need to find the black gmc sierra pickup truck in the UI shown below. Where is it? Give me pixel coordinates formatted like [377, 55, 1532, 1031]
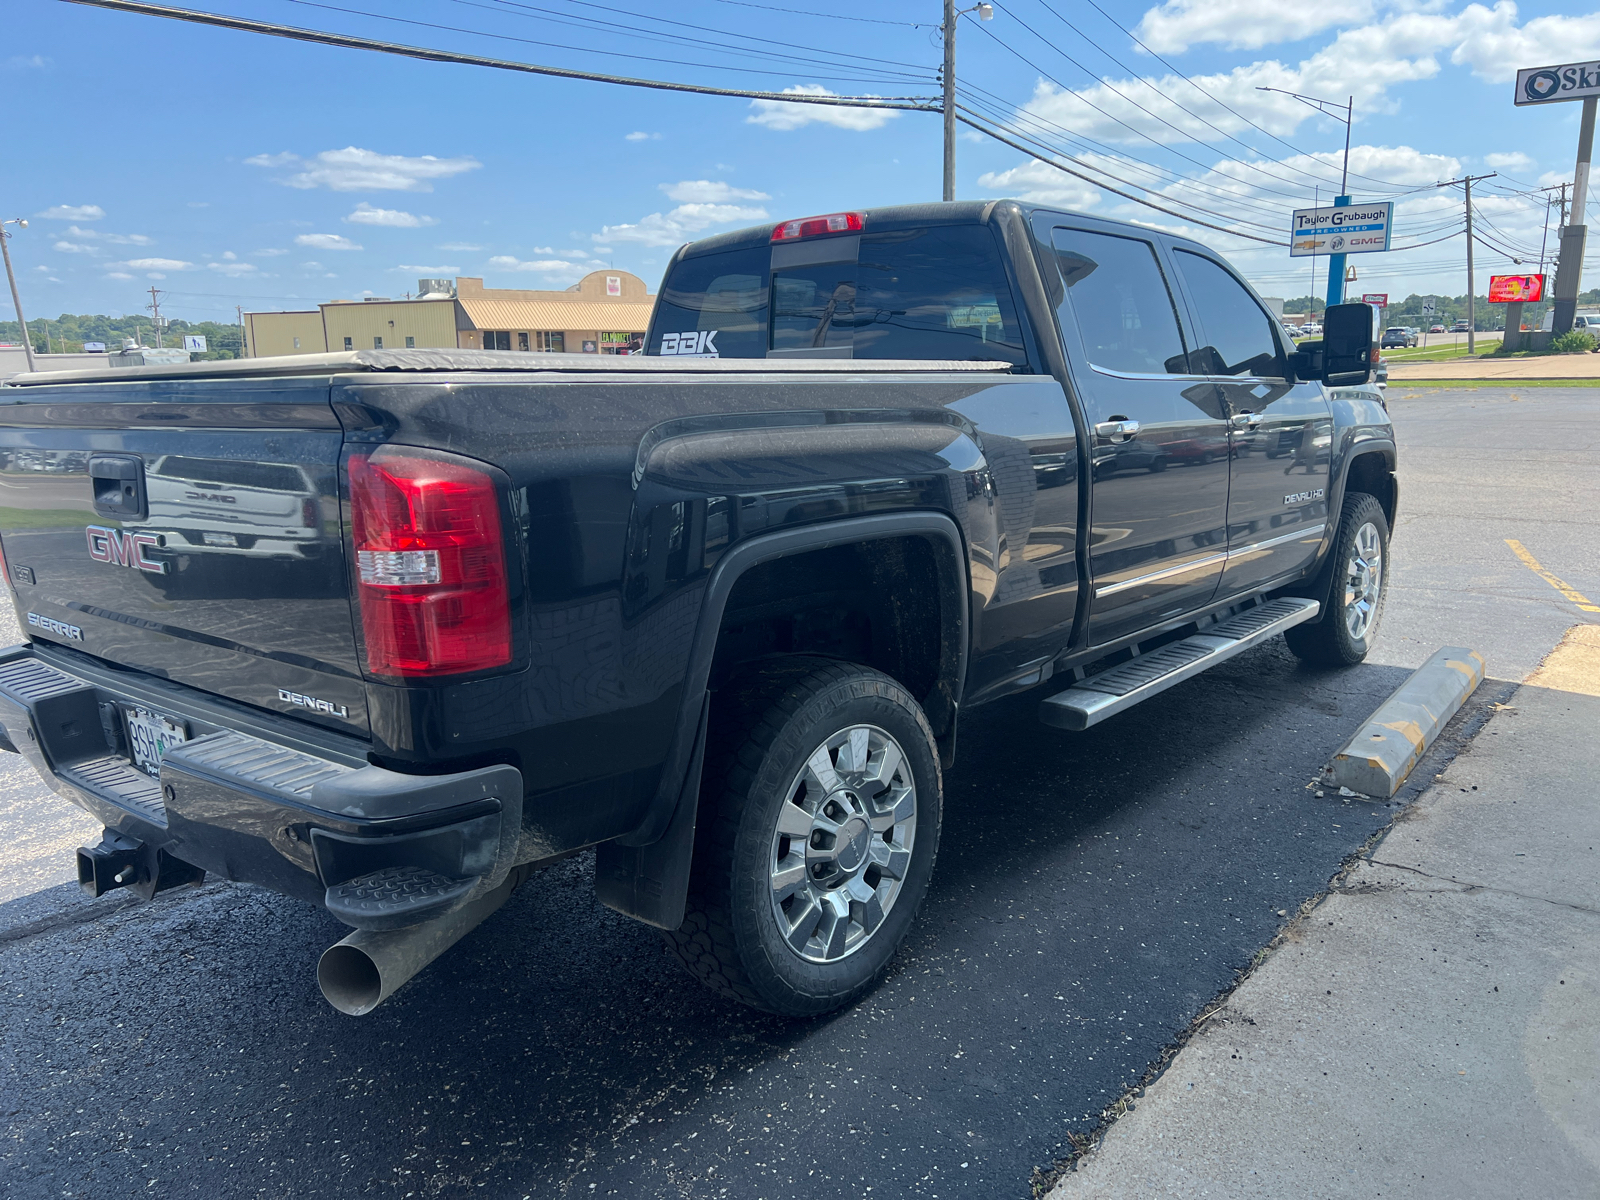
[0, 200, 1394, 1018]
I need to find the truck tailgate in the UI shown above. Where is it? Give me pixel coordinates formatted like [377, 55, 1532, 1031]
[0, 376, 368, 735]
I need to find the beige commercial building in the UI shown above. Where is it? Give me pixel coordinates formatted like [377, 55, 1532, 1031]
[244, 270, 655, 358]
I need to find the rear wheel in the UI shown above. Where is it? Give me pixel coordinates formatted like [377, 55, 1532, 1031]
[1285, 492, 1389, 666]
[666, 657, 942, 1016]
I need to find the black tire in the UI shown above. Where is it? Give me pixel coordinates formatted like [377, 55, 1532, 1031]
[1147, 455, 1167, 473]
[665, 657, 942, 1017]
[1285, 492, 1390, 666]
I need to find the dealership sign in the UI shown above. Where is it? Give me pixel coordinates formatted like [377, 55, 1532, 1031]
[1488, 274, 1546, 302]
[1289, 202, 1393, 257]
[1515, 61, 1600, 105]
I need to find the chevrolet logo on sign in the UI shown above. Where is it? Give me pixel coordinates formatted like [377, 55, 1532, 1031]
[86, 525, 166, 574]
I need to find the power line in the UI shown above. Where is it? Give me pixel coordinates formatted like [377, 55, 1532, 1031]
[58, 0, 942, 108]
[706, 0, 932, 27]
[1075, 0, 1418, 192]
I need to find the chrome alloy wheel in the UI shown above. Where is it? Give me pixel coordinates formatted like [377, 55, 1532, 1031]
[769, 724, 917, 964]
[1343, 521, 1384, 641]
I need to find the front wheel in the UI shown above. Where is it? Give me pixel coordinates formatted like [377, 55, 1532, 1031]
[666, 658, 942, 1016]
[1285, 492, 1390, 665]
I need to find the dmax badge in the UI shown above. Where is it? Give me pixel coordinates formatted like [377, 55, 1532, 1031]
[658, 330, 719, 357]
[86, 524, 166, 574]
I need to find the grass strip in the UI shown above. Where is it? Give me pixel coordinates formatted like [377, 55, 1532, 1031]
[1387, 378, 1600, 389]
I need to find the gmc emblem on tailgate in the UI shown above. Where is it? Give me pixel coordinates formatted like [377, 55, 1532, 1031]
[86, 524, 166, 574]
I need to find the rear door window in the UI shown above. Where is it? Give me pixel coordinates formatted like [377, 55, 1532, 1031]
[1050, 227, 1189, 375]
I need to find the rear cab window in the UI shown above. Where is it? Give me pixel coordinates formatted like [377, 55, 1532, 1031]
[649, 222, 1029, 366]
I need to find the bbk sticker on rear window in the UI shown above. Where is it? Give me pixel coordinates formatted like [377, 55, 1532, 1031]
[659, 330, 719, 357]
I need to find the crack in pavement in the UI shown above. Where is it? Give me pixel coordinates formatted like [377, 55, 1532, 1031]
[1364, 856, 1600, 919]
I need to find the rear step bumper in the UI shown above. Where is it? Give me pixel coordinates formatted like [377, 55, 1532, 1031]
[0, 645, 523, 929]
[1039, 597, 1321, 731]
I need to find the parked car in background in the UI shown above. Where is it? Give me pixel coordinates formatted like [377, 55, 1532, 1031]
[1452, 319, 1471, 332]
[1429, 324, 1446, 334]
[1301, 321, 1323, 336]
[1380, 327, 1415, 349]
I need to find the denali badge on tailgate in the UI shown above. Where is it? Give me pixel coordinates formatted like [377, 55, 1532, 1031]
[86, 524, 165, 574]
[278, 688, 350, 719]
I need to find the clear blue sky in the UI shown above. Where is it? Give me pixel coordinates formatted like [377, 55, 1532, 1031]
[5, 0, 1599, 327]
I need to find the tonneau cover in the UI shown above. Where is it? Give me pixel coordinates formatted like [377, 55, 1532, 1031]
[2, 348, 1015, 387]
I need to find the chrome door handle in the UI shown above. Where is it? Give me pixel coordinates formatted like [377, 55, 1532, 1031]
[1095, 419, 1140, 441]
[1229, 412, 1262, 429]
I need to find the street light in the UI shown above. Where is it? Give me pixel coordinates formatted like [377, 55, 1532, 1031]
[0, 217, 35, 373]
[942, 0, 994, 203]
[1258, 87, 1355, 307]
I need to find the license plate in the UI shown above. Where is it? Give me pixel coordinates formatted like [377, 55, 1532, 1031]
[125, 707, 188, 778]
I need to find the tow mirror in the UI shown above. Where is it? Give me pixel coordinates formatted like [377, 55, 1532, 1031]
[1322, 302, 1377, 386]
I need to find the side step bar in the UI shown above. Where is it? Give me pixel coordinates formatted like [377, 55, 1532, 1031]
[1039, 597, 1321, 731]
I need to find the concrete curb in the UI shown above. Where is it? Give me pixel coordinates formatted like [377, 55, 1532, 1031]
[1325, 646, 1486, 797]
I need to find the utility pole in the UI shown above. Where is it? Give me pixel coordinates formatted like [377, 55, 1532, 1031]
[147, 286, 164, 348]
[940, 2, 992, 201]
[1437, 172, 1496, 354]
[237, 304, 247, 358]
[1551, 95, 1597, 335]
[0, 218, 35, 372]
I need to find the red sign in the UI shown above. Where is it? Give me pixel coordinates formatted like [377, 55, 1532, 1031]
[1361, 293, 1388, 307]
[1488, 274, 1545, 303]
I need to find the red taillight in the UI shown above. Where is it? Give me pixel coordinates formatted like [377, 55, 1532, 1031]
[347, 449, 511, 678]
[770, 211, 864, 242]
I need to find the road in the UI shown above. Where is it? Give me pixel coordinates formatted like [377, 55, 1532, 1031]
[2, 386, 1595, 1199]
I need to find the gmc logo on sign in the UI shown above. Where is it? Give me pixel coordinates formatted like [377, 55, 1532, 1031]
[86, 525, 166, 574]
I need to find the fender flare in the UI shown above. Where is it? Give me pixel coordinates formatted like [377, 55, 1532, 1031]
[595, 510, 970, 929]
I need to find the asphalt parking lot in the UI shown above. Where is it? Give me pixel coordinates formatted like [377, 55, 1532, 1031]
[2, 385, 1595, 1199]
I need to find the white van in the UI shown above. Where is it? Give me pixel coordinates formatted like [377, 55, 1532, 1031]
[1541, 309, 1600, 332]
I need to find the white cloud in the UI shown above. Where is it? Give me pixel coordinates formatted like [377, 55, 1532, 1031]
[300, 261, 325, 270]
[31, 265, 49, 272]
[63, 224, 152, 245]
[252, 248, 288, 256]
[437, 241, 483, 251]
[1484, 151, 1533, 170]
[487, 255, 583, 272]
[221, 250, 237, 260]
[146, 273, 167, 279]
[46, 277, 60, 283]
[208, 261, 259, 277]
[295, 233, 362, 251]
[346, 202, 437, 228]
[394, 264, 460, 274]
[661, 180, 771, 203]
[248, 146, 482, 192]
[37, 204, 104, 221]
[53, 240, 99, 254]
[746, 85, 900, 132]
[1135, 0, 1374, 54]
[597, 202, 770, 247]
[626, 131, 661, 141]
[1449, 4, 1600, 82]
[120, 257, 194, 271]
[105, 271, 134, 280]
[978, 160, 1104, 211]
[4, 54, 53, 70]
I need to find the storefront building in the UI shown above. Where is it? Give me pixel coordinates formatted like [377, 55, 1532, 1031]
[244, 270, 654, 358]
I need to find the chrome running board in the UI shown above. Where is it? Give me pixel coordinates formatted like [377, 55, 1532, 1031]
[1039, 597, 1321, 732]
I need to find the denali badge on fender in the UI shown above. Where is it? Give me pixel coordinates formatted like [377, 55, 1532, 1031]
[86, 524, 166, 574]
[277, 688, 350, 719]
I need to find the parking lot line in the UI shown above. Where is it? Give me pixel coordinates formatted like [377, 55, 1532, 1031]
[1505, 538, 1600, 613]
